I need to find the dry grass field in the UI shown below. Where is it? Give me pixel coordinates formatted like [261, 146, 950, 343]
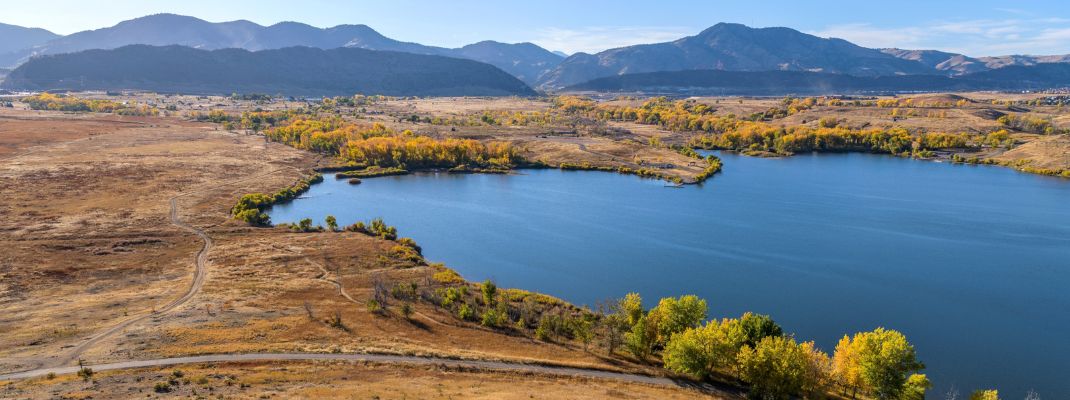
[0, 105, 727, 398]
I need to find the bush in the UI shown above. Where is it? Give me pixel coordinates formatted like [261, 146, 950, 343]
[154, 381, 172, 393]
[441, 287, 462, 307]
[535, 316, 552, 341]
[457, 303, 474, 320]
[481, 307, 505, 327]
[366, 299, 382, 313]
[77, 367, 93, 382]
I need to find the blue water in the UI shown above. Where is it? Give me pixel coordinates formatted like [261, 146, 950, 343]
[269, 152, 1070, 397]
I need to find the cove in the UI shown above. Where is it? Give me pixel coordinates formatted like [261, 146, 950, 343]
[268, 152, 1070, 397]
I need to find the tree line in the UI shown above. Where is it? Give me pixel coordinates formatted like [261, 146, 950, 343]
[22, 93, 160, 116]
[688, 124, 972, 157]
[230, 174, 323, 225]
[263, 118, 521, 170]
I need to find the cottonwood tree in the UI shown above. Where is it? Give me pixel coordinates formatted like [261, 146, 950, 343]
[832, 328, 924, 399]
[737, 336, 821, 400]
[648, 295, 707, 345]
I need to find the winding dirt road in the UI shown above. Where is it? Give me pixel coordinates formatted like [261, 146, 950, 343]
[50, 196, 212, 368]
[43, 164, 298, 369]
[0, 352, 737, 396]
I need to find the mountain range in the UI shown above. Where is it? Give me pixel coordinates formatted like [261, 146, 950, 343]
[0, 14, 562, 85]
[2, 14, 1069, 93]
[0, 22, 60, 55]
[566, 64, 1070, 95]
[2, 45, 536, 97]
[536, 23, 1070, 89]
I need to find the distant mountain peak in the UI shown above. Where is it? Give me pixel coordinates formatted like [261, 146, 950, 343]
[537, 22, 934, 89]
[0, 22, 62, 56]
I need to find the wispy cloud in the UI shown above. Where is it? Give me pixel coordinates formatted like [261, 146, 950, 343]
[809, 18, 1070, 56]
[529, 26, 693, 54]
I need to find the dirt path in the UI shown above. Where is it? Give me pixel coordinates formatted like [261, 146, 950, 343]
[42, 166, 301, 369]
[0, 352, 736, 396]
[50, 196, 212, 368]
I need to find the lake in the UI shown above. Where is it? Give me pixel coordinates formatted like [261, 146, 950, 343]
[269, 152, 1070, 397]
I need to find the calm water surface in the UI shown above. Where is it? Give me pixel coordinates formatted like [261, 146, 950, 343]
[270, 152, 1070, 396]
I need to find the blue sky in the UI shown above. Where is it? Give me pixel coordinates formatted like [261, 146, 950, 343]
[4, 0, 1070, 56]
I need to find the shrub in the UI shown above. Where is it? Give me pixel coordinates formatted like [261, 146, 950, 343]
[481, 308, 505, 327]
[457, 303, 474, 321]
[154, 381, 172, 393]
[366, 300, 382, 313]
[535, 317, 552, 341]
[481, 280, 497, 306]
[77, 367, 94, 382]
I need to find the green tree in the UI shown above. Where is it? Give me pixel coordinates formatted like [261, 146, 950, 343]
[970, 390, 1000, 400]
[572, 318, 595, 351]
[624, 314, 657, 361]
[649, 295, 707, 345]
[738, 312, 783, 347]
[325, 215, 338, 231]
[737, 336, 814, 400]
[481, 307, 504, 327]
[834, 328, 925, 399]
[481, 280, 497, 307]
[619, 292, 644, 327]
[662, 317, 749, 378]
[900, 374, 931, 400]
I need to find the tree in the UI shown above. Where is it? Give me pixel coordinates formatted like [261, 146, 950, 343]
[739, 312, 783, 347]
[662, 318, 747, 379]
[649, 295, 707, 345]
[572, 318, 595, 351]
[481, 280, 497, 307]
[832, 335, 864, 396]
[833, 328, 924, 399]
[969, 390, 999, 400]
[624, 314, 657, 361]
[619, 292, 644, 327]
[737, 336, 815, 400]
[325, 215, 338, 231]
[900, 374, 931, 400]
